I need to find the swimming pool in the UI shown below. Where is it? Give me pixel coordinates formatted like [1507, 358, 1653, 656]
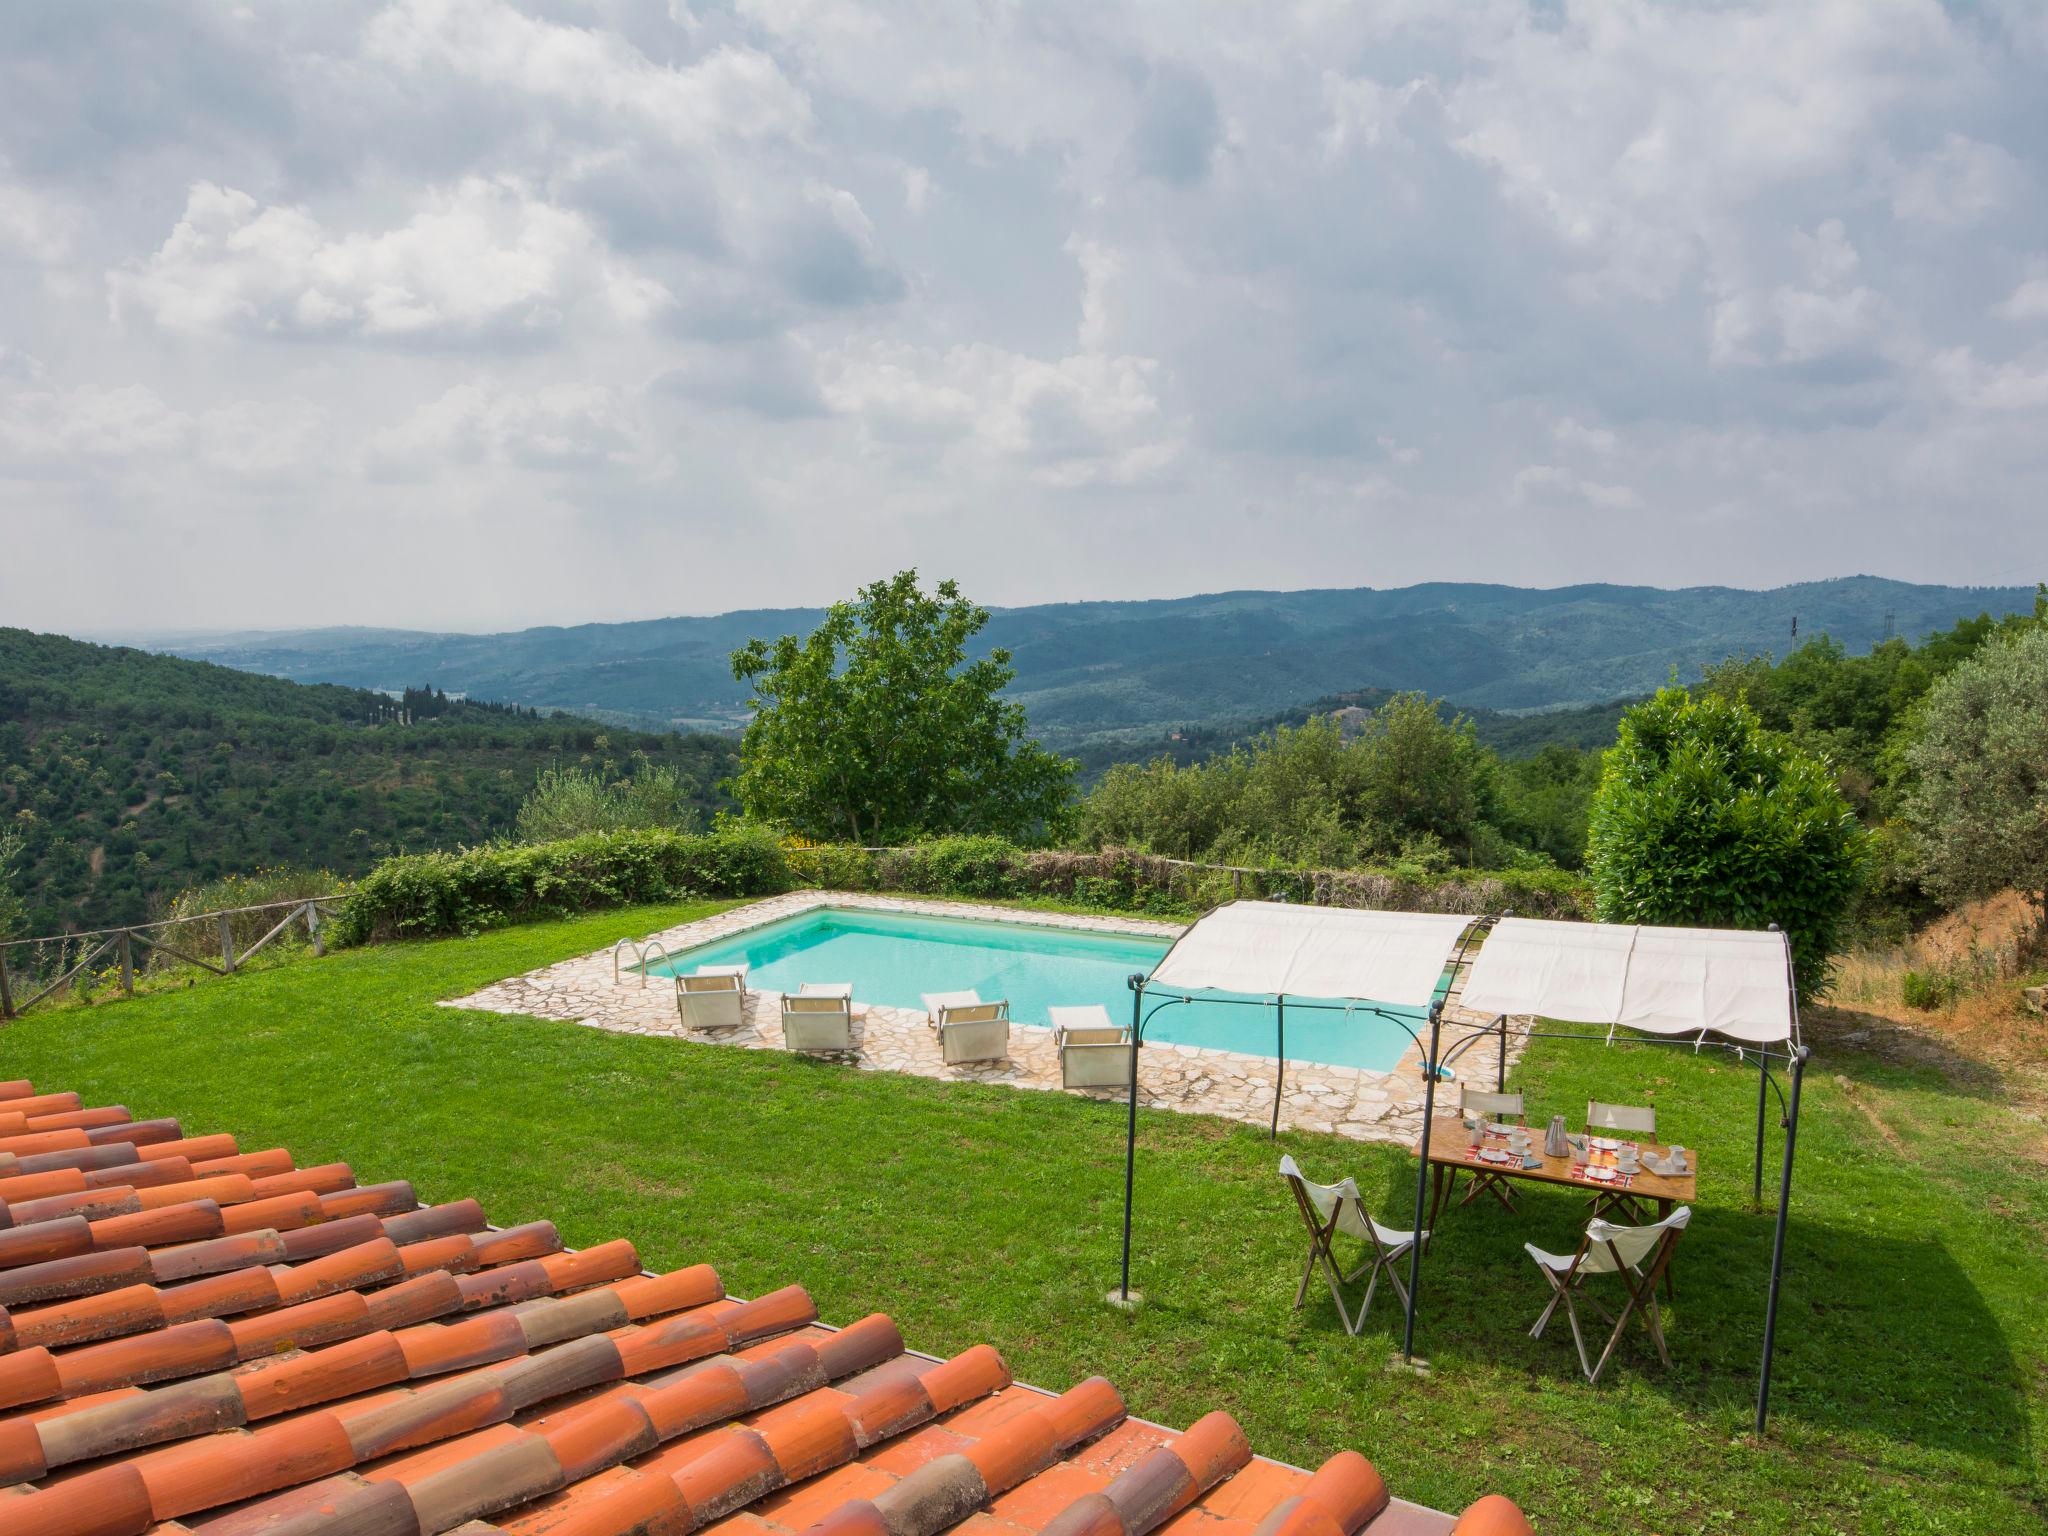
[647, 907, 1432, 1073]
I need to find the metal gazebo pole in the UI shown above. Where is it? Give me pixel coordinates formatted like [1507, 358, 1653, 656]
[1401, 996, 1444, 1362]
[1270, 995, 1287, 1139]
[1753, 1053, 1772, 1206]
[1118, 972, 1145, 1304]
[1756, 1042, 1807, 1433]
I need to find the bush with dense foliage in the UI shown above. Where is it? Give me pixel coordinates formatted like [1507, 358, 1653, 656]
[729, 572, 1074, 844]
[1587, 687, 1865, 997]
[513, 761, 704, 843]
[332, 824, 790, 943]
[335, 825, 1593, 946]
[786, 835, 1591, 922]
[1902, 627, 2048, 932]
[1077, 698, 1542, 870]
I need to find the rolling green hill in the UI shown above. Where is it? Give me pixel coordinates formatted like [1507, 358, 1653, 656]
[127, 576, 2037, 749]
[0, 629, 737, 934]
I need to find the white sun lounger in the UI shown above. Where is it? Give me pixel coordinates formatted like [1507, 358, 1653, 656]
[675, 969, 745, 1032]
[922, 992, 1011, 1065]
[781, 982, 854, 1055]
[1050, 1004, 1133, 1089]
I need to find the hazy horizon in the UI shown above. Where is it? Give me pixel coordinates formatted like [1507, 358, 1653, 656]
[6, 3, 2047, 634]
[60, 570, 2038, 651]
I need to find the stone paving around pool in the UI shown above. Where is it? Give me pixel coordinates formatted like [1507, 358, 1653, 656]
[446, 892, 1524, 1146]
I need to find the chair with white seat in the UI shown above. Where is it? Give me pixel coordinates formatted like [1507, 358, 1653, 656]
[781, 983, 854, 1055]
[1050, 1004, 1134, 1089]
[1585, 1101, 1659, 1223]
[675, 970, 745, 1032]
[1279, 1154, 1426, 1335]
[1525, 1205, 1690, 1382]
[1449, 1086, 1527, 1214]
[926, 993, 1011, 1065]
[1587, 1101, 1656, 1135]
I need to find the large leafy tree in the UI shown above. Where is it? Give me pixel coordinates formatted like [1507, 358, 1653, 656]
[728, 572, 1075, 844]
[1587, 687, 1865, 998]
[1902, 627, 2048, 932]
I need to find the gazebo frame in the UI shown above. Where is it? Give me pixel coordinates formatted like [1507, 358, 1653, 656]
[1113, 905, 1809, 1435]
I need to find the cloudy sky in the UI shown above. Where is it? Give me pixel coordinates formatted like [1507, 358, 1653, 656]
[4, 1, 2046, 634]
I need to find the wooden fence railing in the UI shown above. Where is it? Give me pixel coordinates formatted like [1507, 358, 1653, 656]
[0, 896, 345, 1020]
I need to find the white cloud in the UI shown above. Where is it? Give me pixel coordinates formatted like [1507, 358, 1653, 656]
[364, 0, 809, 147]
[0, 383, 191, 469]
[364, 380, 655, 477]
[821, 339, 1181, 487]
[1932, 346, 2048, 413]
[1888, 134, 2020, 226]
[0, 379, 326, 481]
[902, 166, 932, 215]
[1513, 463, 1641, 510]
[1553, 417, 1617, 454]
[0, 176, 77, 265]
[1997, 274, 2048, 322]
[110, 179, 670, 342]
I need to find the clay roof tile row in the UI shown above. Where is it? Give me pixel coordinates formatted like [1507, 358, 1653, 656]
[0, 1080, 1529, 1536]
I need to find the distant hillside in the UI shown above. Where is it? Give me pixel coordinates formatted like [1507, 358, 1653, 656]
[129, 577, 2038, 748]
[0, 629, 737, 934]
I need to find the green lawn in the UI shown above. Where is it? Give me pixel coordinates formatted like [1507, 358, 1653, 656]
[6, 900, 2042, 1533]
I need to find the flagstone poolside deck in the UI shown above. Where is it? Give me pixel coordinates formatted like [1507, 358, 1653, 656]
[446, 893, 1522, 1145]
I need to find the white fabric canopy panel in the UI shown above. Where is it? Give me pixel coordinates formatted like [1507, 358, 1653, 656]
[1460, 916, 1795, 1045]
[1146, 901, 1475, 1004]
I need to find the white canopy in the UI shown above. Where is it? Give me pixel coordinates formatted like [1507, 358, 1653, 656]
[1460, 916, 1796, 1045]
[1146, 901, 1474, 1004]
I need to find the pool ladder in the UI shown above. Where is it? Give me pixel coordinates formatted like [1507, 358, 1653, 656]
[611, 936, 674, 988]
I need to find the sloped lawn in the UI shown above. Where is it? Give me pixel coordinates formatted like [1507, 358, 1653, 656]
[8, 900, 2043, 1533]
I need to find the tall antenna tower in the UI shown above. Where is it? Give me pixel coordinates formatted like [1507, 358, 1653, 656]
[1882, 609, 1895, 641]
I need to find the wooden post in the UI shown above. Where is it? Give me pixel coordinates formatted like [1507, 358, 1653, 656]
[219, 912, 237, 972]
[0, 948, 14, 1019]
[307, 902, 324, 957]
[119, 930, 134, 997]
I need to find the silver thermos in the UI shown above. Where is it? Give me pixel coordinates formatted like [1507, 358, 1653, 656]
[1545, 1114, 1570, 1158]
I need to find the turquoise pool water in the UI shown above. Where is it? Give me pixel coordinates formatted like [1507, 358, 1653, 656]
[648, 907, 1430, 1073]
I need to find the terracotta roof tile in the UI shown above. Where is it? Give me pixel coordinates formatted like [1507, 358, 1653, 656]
[0, 1082, 1527, 1536]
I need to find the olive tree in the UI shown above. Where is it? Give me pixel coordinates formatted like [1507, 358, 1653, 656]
[1902, 626, 2048, 932]
[729, 572, 1075, 845]
[1588, 687, 1865, 998]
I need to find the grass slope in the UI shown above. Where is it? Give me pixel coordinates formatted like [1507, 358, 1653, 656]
[6, 903, 2042, 1533]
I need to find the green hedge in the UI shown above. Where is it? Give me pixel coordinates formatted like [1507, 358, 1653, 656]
[336, 829, 1594, 946]
[331, 825, 791, 944]
[785, 837, 1592, 921]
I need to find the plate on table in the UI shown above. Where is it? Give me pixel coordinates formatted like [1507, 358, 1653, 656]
[1589, 1136, 1622, 1151]
[1582, 1165, 1617, 1182]
[1478, 1148, 1515, 1165]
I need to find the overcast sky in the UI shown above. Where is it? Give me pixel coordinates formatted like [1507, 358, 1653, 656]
[4, 1, 2046, 634]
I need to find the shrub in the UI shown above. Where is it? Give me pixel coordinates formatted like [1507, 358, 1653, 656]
[514, 761, 703, 843]
[873, 836, 1021, 898]
[332, 825, 790, 944]
[157, 866, 344, 971]
[1899, 968, 1960, 1012]
[1902, 626, 2048, 935]
[783, 843, 879, 890]
[1588, 687, 1865, 999]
